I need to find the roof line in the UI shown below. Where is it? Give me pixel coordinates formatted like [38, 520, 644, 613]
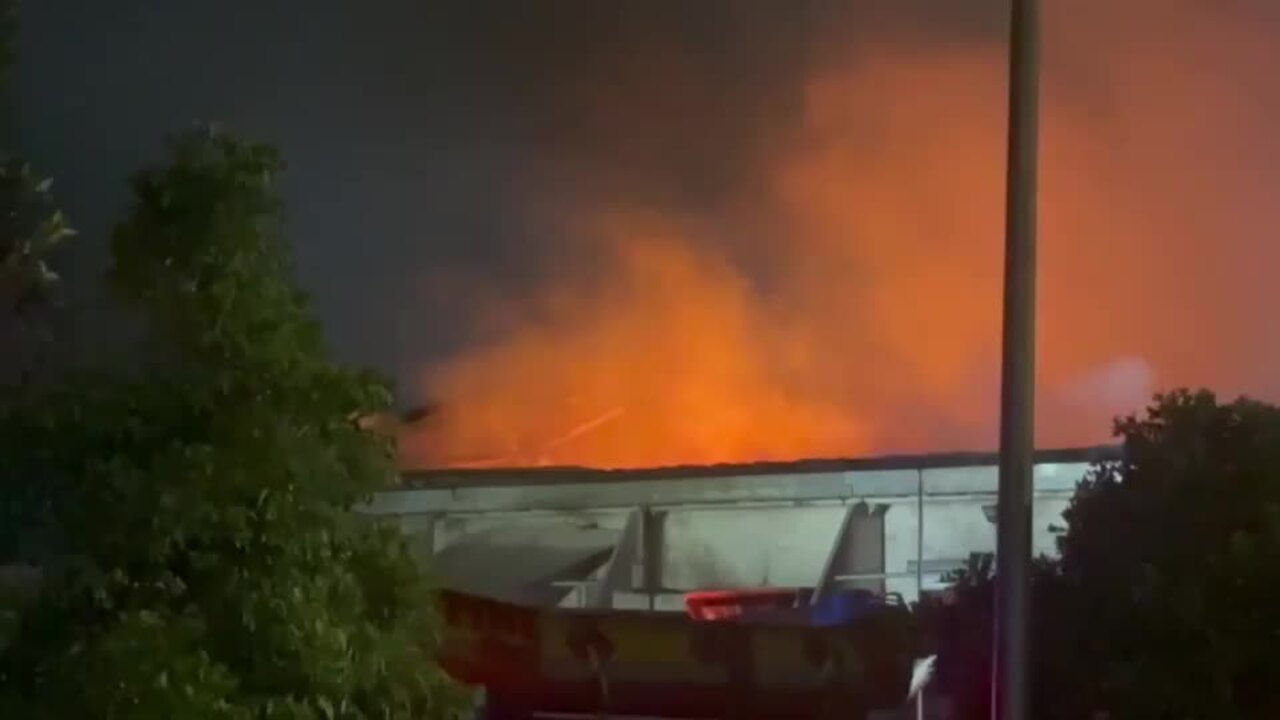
[395, 444, 1123, 491]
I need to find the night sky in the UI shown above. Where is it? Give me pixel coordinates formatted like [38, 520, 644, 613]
[13, 1, 1009, 372]
[17, 1, 847, 372]
[16, 1, 1280, 465]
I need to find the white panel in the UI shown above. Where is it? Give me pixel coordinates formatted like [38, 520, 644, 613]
[371, 453, 1110, 607]
[883, 493, 1078, 602]
[433, 509, 630, 552]
[1032, 496, 1072, 557]
[660, 506, 845, 589]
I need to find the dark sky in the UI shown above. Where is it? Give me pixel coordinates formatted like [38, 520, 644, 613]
[13, 0, 1003, 383]
[18, 1, 542, 377]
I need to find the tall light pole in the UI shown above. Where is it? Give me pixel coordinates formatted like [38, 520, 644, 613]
[994, 0, 1040, 719]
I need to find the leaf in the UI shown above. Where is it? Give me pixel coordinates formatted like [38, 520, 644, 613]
[1, 127, 466, 719]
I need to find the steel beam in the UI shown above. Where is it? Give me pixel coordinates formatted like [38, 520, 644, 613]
[812, 502, 888, 604]
[640, 507, 666, 610]
[583, 508, 642, 609]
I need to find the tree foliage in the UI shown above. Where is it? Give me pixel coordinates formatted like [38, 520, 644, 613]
[0, 161, 74, 315]
[0, 128, 464, 718]
[930, 389, 1280, 719]
[0, 0, 75, 357]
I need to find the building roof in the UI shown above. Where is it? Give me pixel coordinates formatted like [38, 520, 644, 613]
[397, 444, 1122, 491]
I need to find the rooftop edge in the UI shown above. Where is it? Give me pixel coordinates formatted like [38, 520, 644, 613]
[393, 444, 1123, 491]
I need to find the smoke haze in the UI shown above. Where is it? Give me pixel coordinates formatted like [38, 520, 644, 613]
[396, 1, 1280, 468]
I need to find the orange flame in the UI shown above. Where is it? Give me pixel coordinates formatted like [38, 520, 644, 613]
[404, 2, 1280, 469]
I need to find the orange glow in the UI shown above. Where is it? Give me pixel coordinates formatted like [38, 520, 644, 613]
[404, 2, 1280, 469]
[411, 212, 873, 468]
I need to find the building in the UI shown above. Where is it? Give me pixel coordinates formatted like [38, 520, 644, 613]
[366, 446, 1120, 610]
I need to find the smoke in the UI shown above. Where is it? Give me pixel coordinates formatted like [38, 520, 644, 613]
[404, 0, 1280, 469]
[1058, 356, 1155, 420]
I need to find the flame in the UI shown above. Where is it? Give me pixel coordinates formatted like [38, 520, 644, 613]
[411, 212, 873, 468]
[404, 1, 1280, 469]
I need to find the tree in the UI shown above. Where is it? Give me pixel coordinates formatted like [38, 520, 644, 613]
[0, 128, 465, 718]
[1054, 389, 1280, 718]
[0, 0, 76, 370]
[0, 0, 74, 585]
[0, 162, 73, 317]
[921, 554, 1082, 719]
[930, 389, 1280, 719]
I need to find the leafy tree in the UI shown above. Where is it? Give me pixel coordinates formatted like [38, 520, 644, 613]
[1054, 389, 1280, 718]
[0, 162, 74, 317]
[930, 389, 1280, 719]
[0, 0, 74, 582]
[0, 0, 76, 367]
[0, 128, 465, 719]
[921, 554, 1082, 720]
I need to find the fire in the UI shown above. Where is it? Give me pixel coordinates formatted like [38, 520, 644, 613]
[403, 1, 1280, 469]
[411, 213, 873, 468]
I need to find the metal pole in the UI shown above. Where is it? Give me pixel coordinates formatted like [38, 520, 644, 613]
[916, 469, 925, 720]
[994, 0, 1040, 719]
[916, 470, 925, 598]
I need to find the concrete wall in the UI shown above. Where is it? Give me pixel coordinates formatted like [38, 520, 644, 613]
[370, 454, 1105, 606]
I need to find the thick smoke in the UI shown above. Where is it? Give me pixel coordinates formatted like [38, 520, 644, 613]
[404, 0, 1280, 468]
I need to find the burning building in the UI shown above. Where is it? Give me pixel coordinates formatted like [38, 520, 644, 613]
[366, 445, 1119, 609]
[364, 0, 1275, 621]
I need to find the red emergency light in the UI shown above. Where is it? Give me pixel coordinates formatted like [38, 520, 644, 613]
[682, 587, 808, 621]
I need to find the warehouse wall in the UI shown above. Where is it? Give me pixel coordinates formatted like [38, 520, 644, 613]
[369, 454, 1100, 606]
